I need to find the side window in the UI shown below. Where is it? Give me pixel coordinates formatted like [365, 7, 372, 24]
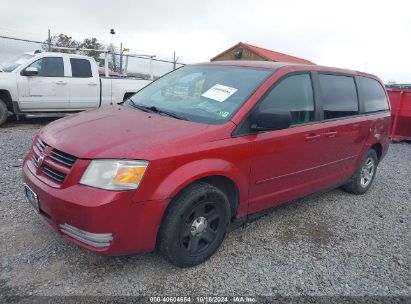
[319, 74, 358, 119]
[28, 57, 64, 77]
[70, 59, 92, 78]
[359, 77, 389, 112]
[259, 74, 314, 125]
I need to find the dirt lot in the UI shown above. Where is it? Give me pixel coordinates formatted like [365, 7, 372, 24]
[0, 119, 410, 300]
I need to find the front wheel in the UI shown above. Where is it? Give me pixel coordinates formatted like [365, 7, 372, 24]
[158, 182, 230, 267]
[343, 149, 378, 194]
[0, 98, 8, 126]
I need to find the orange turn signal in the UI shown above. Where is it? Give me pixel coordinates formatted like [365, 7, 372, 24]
[113, 166, 147, 185]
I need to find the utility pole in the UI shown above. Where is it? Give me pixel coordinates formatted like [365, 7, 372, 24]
[104, 51, 109, 77]
[150, 56, 154, 80]
[110, 29, 116, 72]
[119, 42, 123, 75]
[111, 48, 116, 72]
[48, 29, 51, 51]
[124, 53, 129, 76]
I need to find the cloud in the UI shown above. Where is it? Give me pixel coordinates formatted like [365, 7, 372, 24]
[0, 0, 410, 82]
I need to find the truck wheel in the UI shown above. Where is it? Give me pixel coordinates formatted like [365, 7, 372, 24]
[0, 98, 8, 126]
[342, 149, 378, 195]
[158, 182, 230, 268]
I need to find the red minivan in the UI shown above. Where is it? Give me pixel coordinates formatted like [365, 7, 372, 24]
[23, 61, 391, 267]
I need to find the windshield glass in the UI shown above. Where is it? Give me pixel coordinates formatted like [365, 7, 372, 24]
[125, 65, 273, 124]
[0, 54, 34, 72]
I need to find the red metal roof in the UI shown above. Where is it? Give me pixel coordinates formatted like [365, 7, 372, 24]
[211, 42, 314, 65]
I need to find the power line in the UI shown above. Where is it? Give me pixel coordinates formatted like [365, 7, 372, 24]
[0, 35, 43, 44]
[0, 26, 46, 41]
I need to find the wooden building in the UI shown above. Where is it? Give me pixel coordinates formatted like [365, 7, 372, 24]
[211, 42, 314, 64]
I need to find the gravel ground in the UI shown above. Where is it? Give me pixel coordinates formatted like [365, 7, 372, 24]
[0, 118, 410, 300]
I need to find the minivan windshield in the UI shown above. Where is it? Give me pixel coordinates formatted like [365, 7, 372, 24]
[125, 65, 273, 124]
[0, 54, 34, 72]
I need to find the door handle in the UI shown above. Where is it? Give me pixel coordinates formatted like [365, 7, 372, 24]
[324, 131, 338, 138]
[88, 82, 97, 86]
[55, 81, 67, 85]
[305, 134, 321, 142]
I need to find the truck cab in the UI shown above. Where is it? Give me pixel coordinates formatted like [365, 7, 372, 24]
[0, 52, 151, 125]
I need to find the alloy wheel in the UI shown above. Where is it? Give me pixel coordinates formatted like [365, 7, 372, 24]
[360, 157, 375, 187]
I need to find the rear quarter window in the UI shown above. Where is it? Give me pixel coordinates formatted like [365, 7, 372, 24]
[359, 77, 389, 112]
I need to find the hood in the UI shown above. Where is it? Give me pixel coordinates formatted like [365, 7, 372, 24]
[0, 72, 16, 79]
[39, 106, 230, 160]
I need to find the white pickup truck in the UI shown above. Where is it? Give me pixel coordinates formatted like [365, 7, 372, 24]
[0, 52, 151, 125]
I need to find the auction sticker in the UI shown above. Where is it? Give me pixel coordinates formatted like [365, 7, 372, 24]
[202, 84, 238, 102]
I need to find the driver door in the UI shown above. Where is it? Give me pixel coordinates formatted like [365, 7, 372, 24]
[17, 56, 70, 110]
[248, 73, 328, 214]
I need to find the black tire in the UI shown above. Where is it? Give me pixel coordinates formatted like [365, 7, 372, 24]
[158, 182, 230, 267]
[0, 98, 8, 126]
[342, 149, 378, 195]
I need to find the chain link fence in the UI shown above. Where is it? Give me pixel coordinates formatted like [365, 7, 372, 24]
[0, 35, 188, 79]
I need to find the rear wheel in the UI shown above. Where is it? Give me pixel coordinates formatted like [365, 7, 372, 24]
[343, 149, 378, 194]
[158, 182, 230, 267]
[0, 98, 8, 126]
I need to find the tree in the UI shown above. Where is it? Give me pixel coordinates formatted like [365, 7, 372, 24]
[42, 33, 117, 70]
[80, 38, 104, 66]
[42, 34, 78, 52]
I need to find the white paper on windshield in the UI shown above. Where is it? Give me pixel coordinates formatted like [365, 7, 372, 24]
[201, 84, 238, 102]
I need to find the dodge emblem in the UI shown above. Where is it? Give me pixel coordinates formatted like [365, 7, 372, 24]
[37, 153, 45, 167]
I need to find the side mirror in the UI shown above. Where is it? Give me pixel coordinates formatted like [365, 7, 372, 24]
[251, 108, 291, 131]
[23, 67, 39, 76]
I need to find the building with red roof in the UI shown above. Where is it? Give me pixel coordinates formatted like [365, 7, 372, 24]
[210, 42, 314, 64]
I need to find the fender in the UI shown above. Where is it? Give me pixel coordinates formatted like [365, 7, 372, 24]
[150, 158, 250, 217]
[358, 134, 381, 164]
[0, 73, 19, 109]
[354, 119, 390, 168]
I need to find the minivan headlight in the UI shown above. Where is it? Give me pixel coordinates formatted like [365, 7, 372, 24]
[80, 160, 149, 190]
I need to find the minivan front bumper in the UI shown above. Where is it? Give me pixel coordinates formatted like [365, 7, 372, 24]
[59, 223, 113, 248]
[22, 159, 168, 256]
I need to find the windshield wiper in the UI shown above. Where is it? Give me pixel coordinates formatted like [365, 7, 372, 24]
[128, 102, 151, 113]
[129, 101, 188, 121]
[148, 106, 188, 121]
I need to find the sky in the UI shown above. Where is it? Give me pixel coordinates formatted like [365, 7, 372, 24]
[0, 0, 410, 82]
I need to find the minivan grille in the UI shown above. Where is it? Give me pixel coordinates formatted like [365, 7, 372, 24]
[36, 138, 46, 153]
[43, 165, 67, 183]
[31, 138, 78, 185]
[49, 149, 77, 168]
